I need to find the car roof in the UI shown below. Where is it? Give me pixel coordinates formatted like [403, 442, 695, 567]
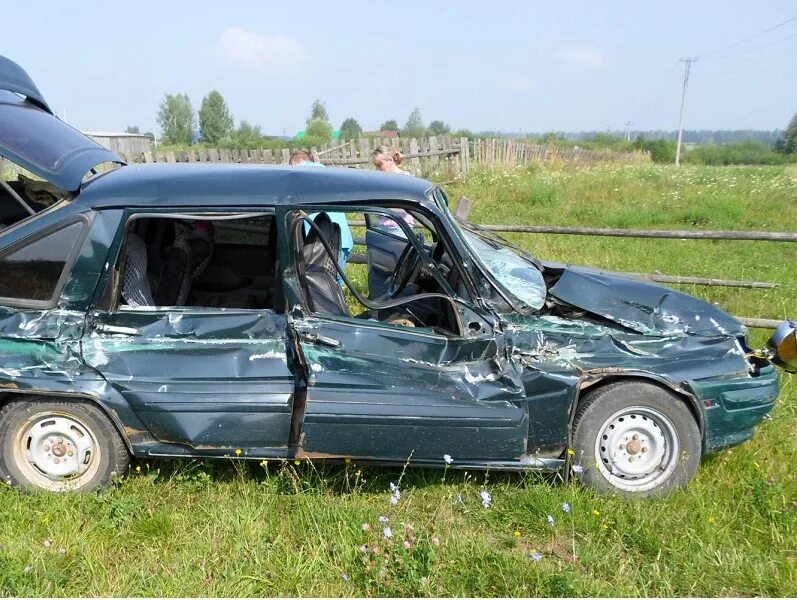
[77, 163, 435, 208]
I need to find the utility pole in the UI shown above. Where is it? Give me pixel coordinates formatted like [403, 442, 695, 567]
[624, 120, 633, 142]
[675, 57, 696, 166]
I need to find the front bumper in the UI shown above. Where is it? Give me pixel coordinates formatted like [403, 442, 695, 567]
[690, 364, 780, 454]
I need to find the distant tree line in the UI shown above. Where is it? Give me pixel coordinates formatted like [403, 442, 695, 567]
[151, 92, 467, 148]
[147, 89, 797, 166]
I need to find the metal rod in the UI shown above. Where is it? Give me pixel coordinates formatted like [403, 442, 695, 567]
[0, 178, 35, 216]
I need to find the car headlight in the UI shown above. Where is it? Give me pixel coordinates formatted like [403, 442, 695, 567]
[767, 320, 797, 373]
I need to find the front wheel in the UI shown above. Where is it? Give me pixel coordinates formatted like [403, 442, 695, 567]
[0, 398, 129, 492]
[571, 381, 701, 497]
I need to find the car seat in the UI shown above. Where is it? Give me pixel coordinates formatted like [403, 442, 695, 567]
[121, 233, 154, 307]
[302, 212, 349, 316]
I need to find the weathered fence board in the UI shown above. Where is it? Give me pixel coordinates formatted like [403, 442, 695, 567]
[471, 224, 797, 242]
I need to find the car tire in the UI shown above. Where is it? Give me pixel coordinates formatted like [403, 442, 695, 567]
[0, 398, 129, 492]
[571, 381, 701, 497]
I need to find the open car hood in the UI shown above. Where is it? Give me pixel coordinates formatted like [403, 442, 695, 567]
[548, 265, 745, 337]
[0, 55, 124, 193]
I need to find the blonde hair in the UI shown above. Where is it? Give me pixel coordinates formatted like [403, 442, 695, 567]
[371, 145, 404, 168]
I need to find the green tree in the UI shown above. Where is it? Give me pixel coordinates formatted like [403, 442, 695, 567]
[305, 118, 333, 145]
[223, 121, 265, 148]
[402, 108, 426, 138]
[451, 128, 474, 139]
[428, 120, 450, 136]
[156, 93, 195, 145]
[784, 113, 797, 154]
[379, 119, 399, 132]
[339, 117, 362, 140]
[199, 90, 234, 145]
[125, 125, 140, 134]
[308, 98, 329, 125]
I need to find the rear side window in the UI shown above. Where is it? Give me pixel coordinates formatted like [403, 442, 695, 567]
[0, 221, 84, 304]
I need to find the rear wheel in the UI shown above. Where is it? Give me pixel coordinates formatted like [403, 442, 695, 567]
[0, 399, 129, 492]
[571, 381, 701, 497]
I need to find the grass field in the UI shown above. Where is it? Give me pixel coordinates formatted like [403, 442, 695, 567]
[1, 163, 796, 597]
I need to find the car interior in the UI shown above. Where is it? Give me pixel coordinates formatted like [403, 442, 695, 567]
[0, 174, 62, 229]
[116, 215, 277, 310]
[293, 208, 471, 336]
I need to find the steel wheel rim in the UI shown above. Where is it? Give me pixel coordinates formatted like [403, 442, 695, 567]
[12, 411, 101, 491]
[594, 405, 680, 492]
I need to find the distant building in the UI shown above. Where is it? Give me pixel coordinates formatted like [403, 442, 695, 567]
[363, 130, 399, 139]
[83, 131, 152, 155]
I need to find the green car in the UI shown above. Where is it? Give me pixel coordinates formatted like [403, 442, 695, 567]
[1, 55, 794, 495]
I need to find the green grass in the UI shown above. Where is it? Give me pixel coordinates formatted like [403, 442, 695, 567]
[2, 163, 796, 596]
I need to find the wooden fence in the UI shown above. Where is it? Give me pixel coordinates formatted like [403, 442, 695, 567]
[453, 200, 790, 330]
[115, 136, 648, 179]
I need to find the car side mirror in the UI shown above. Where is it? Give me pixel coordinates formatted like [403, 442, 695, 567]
[767, 320, 796, 372]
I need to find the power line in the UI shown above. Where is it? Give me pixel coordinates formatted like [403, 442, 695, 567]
[743, 30, 797, 53]
[697, 13, 797, 58]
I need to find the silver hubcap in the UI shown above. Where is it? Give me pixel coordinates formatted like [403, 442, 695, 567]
[595, 406, 679, 492]
[13, 412, 100, 491]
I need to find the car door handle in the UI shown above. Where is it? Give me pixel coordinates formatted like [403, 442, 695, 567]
[299, 332, 342, 348]
[94, 323, 141, 336]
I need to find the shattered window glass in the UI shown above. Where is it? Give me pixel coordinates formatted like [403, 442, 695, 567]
[461, 229, 546, 311]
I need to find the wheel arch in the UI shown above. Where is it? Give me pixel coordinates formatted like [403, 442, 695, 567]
[0, 390, 138, 454]
[567, 372, 704, 449]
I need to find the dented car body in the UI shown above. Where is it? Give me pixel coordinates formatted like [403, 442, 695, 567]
[0, 55, 793, 495]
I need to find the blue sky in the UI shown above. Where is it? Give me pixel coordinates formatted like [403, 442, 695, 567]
[3, 1, 796, 136]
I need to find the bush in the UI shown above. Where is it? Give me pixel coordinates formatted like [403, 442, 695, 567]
[685, 141, 790, 165]
[633, 137, 677, 163]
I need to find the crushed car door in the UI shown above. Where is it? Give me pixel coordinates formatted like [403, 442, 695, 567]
[288, 312, 529, 462]
[83, 212, 295, 453]
[282, 206, 529, 463]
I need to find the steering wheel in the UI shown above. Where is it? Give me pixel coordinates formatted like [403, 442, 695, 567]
[390, 242, 423, 297]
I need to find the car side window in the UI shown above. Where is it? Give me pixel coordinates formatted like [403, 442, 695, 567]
[0, 220, 84, 305]
[291, 207, 469, 336]
[111, 214, 278, 311]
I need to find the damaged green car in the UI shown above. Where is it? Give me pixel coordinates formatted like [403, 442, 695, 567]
[1, 55, 795, 495]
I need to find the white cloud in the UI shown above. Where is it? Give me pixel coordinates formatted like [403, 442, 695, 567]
[557, 46, 608, 66]
[216, 27, 306, 72]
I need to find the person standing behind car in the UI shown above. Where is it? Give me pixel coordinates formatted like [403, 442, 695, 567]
[289, 150, 353, 278]
[371, 145, 411, 176]
[371, 145, 416, 230]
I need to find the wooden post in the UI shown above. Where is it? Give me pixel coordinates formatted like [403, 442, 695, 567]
[454, 196, 472, 221]
[460, 137, 469, 175]
[359, 138, 372, 168]
[409, 138, 420, 174]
